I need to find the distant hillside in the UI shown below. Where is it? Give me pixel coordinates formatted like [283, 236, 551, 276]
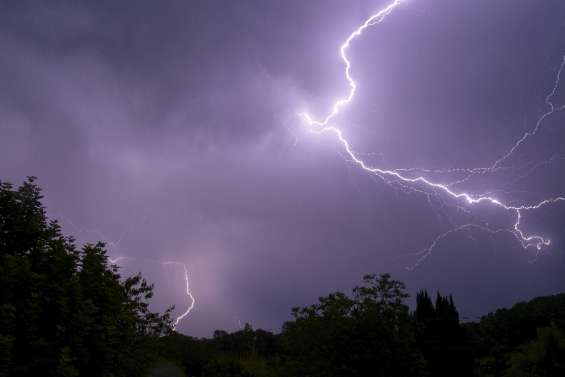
[470, 293, 565, 349]
[465, 293, 565, 376]
[153, 286, 565, 377]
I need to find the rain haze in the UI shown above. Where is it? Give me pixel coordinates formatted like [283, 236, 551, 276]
[1, 0, 565, 336]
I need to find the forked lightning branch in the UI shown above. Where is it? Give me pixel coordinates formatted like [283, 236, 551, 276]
[298, 0, 565, 263]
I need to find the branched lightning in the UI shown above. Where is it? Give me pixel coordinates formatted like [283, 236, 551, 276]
[490, 54, 565, 170]
[299, 0, 565, 264]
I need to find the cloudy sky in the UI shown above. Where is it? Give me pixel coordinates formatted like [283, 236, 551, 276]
[1, 0, 565, 336]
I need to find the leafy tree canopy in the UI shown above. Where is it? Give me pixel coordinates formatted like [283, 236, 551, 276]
[0, 177, 173, 377]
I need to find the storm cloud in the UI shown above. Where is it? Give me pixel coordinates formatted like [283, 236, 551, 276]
[1, 0, 565, 335]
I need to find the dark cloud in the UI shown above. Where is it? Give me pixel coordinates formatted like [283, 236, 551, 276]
[1, 0, 565, 336]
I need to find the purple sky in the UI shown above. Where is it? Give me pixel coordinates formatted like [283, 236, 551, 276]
[1, 0, 565, 336]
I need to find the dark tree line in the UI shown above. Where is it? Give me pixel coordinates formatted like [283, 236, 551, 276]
[415, 290, 473, 376]
[154, 287, 565, 377]
[0, 178, 173, 377]
[2, 177, 565, 377]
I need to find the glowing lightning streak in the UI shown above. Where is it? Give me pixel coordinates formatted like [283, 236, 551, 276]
[491, 55, 565, 170]
[161, 261, 195, 330]
[299, 0, 565, 256]
[58, 216, 195, 331]
[300, 0, 404, 129]
[111, 257, 196, 331]
[429, 52, 565, 190]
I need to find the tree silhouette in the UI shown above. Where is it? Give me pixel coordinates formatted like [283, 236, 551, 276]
[415, 290, 472, 377]
[504, 323, 565, 377]
[280, 273, 426, 377]
[0, 177, 172, 377]
[3, 177, 565, 377]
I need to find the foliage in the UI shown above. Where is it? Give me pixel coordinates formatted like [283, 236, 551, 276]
[504, 324, 565, 377]
[154, 281, 565, 377]
[0, 178, 173, 377]
[468, 292, 565, 376]
[415, 291, 473, 377]
[2, 177, 565, 377]
[279, 273, 426, 377]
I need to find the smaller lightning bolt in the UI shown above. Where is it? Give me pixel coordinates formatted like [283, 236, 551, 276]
[113, 257, 196, 331]
[53, 213, 125, 248]
[491, 54, 565, 170]
[407, 197, 565, 269]
[394, 52, 565, 191]
[55, 215, 195, 331]
[161, 261, 196, 330]
[406, 224, 514, 271]
[109, 256, 129, 265]
[496, 155, 565, 192]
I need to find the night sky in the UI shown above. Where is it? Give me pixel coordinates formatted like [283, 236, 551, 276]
[1, 0, 565, 336]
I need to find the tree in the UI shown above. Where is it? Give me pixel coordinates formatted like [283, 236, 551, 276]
[504, 324, 565, 377]
[415, 291, 472, 377]
[280, 273, 426, 377]
[415, 290, 435, 323]
[469, 292, 565, 375]
[0, 177, 172, 377]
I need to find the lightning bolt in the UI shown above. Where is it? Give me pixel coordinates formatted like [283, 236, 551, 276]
[299, 0, 565, 263]
[160, 261, 196, 330]
[55, 214, 195, 330]
[300, 0, 404, 130]
[446, 54, 565, 188]
[107, 257, 195, 331]
[490, 54, 565, 170]
[109, 257, 195, 331]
